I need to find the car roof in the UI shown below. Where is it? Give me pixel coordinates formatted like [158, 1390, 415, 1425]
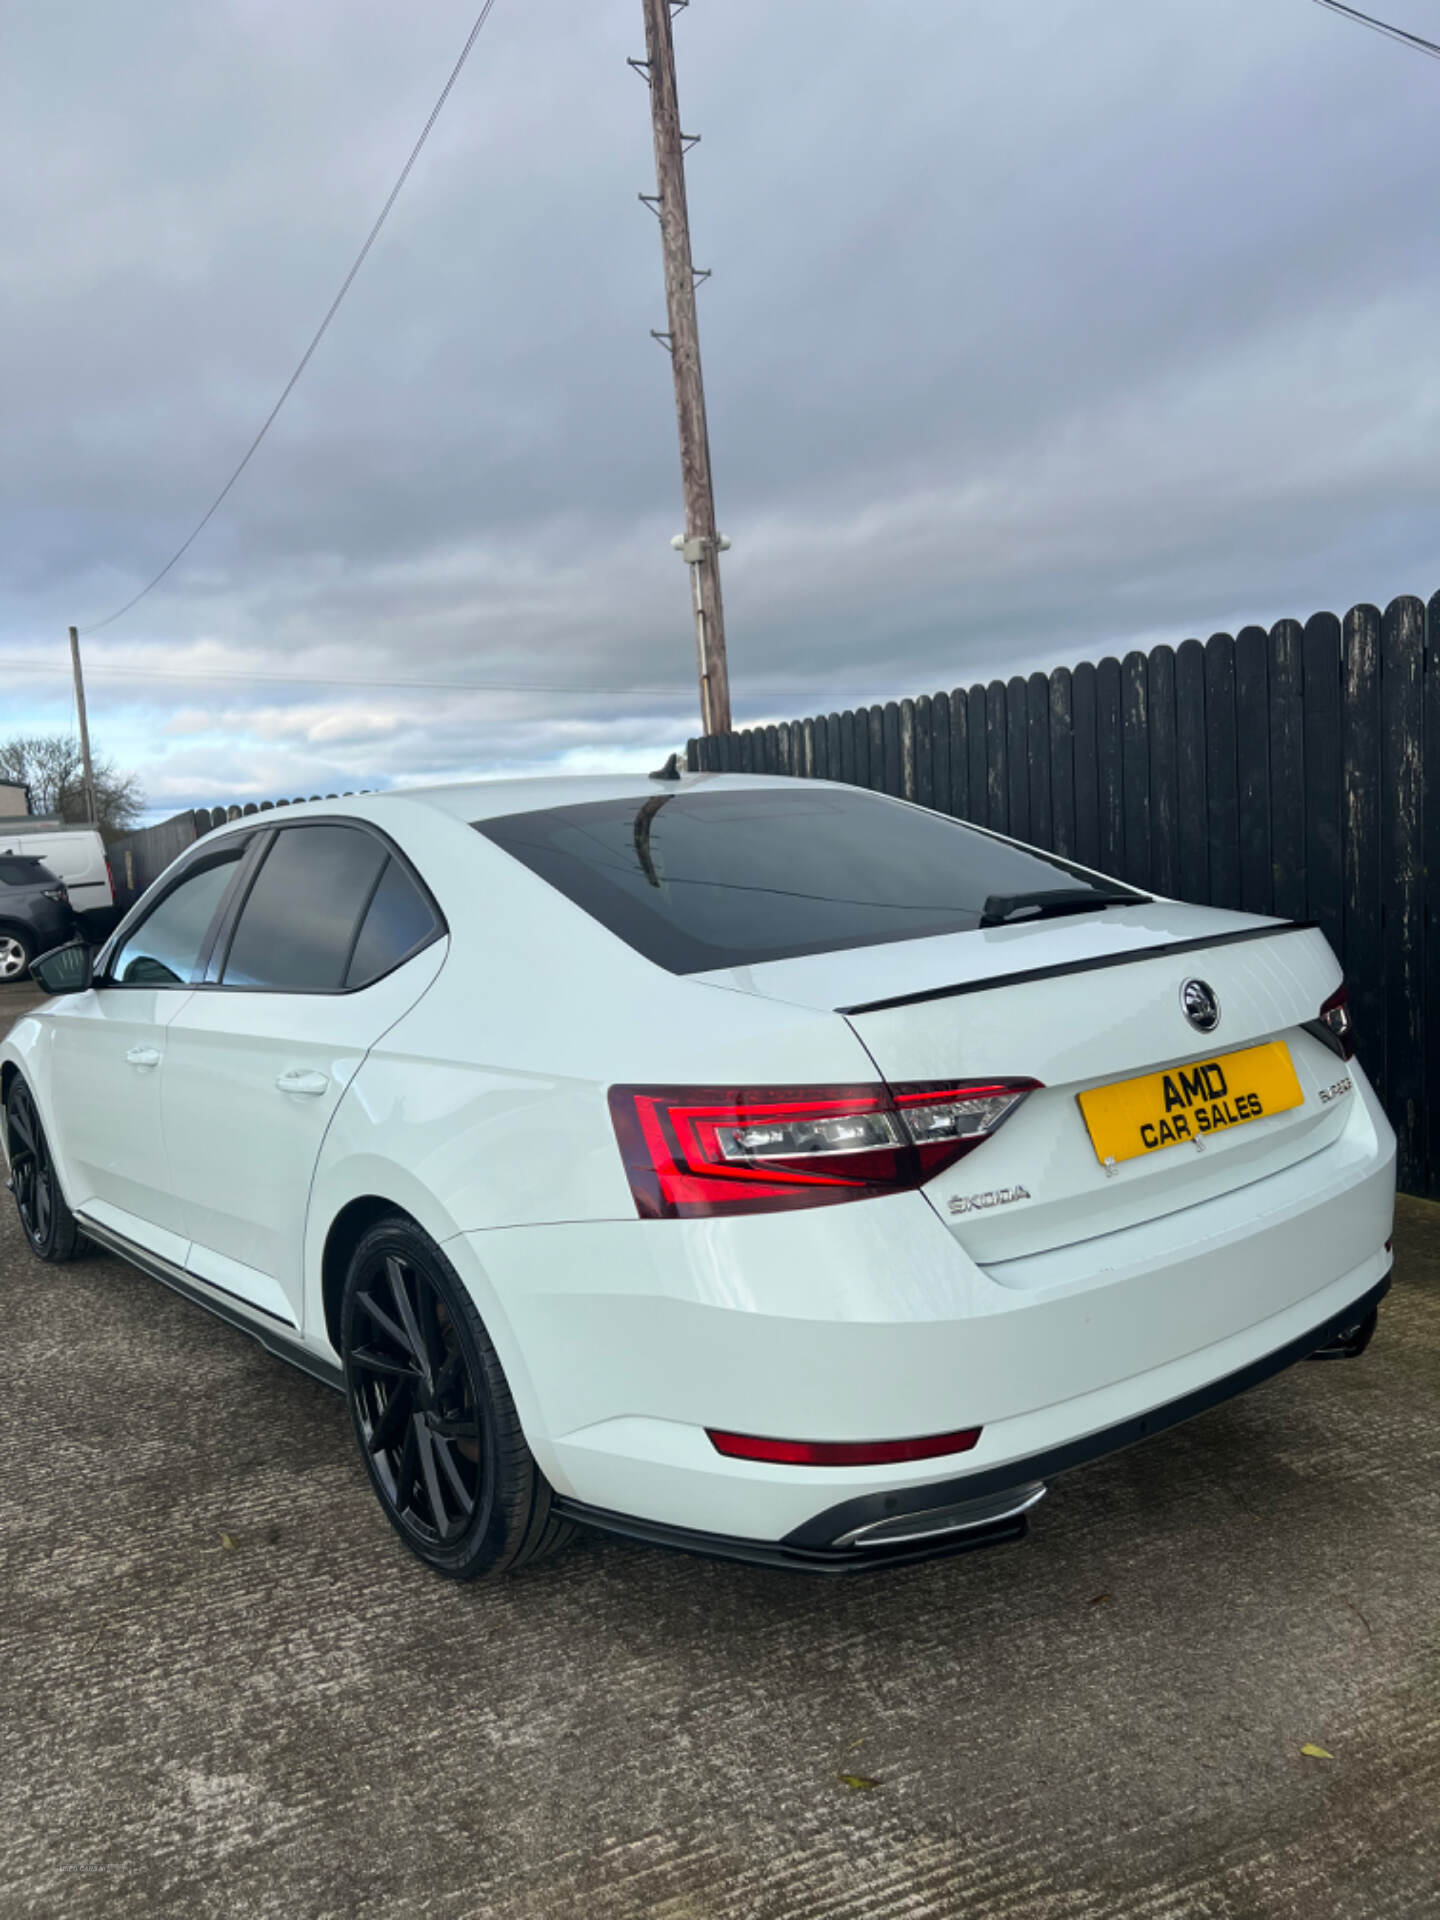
[218, 772, 802, 832]
[412, 771, 802, 822]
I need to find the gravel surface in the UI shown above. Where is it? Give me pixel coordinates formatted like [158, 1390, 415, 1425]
[2, 979, 1437, 1918]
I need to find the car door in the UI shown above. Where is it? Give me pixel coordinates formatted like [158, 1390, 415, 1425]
[160, 821, 445, 1330]
[49, 838, 252, 1264]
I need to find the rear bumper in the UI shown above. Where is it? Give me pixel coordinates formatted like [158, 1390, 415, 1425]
[454, 1065, 1395, 1549]
[555, 1272, 1390, 1571]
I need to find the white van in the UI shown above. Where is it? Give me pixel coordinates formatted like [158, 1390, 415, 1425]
[0, 823, 114, 931]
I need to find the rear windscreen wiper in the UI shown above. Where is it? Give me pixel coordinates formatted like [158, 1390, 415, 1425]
[979, 888, 1148, 926]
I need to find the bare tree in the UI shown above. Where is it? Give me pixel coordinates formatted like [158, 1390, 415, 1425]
[0, 734, 144, 838]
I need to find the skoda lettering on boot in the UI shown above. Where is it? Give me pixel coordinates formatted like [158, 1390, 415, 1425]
[948, 1185, 1031, 1216]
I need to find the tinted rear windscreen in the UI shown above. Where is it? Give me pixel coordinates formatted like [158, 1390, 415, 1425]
[477, 788, 1139, 973]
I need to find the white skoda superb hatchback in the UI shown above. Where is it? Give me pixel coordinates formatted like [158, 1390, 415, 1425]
[2, 775, 1394, 1578]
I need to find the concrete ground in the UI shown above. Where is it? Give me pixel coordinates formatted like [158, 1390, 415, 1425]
[1, 978, 1437, 1920]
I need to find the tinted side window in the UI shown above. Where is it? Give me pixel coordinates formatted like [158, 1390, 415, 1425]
[222, 826, 387, 990]
[0, 857, 51, 887]
[345, 858, 441, 988]
[112, 854, 244, 986]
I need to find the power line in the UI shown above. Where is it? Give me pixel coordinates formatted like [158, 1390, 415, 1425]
[3, 657, 877, 700]
[80, 0, 502, 636]
[1311, 0, 1440, 58]
[5, 659, 695, 698]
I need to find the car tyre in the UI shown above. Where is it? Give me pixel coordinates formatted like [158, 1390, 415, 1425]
[0, 927, 33, 985]
[5, 1076, 84, 1261]
[340, 1216, 574, 1579]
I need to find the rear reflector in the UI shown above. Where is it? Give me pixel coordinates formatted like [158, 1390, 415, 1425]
[608, 1079, 1040, 1219]
[707, 1426, 983, 1467]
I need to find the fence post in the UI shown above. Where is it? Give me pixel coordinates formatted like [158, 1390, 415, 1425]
[912, 697, 931, 807]
[1049, 667, 1076, 860]
[1234, 626, 1271, 915]
[1203, 635, 1240, 909]
[1026, 671, 1051, 852]
[1301, 614, 1342, 946]
[1121, 651, 1149, 889]
[1146, 647, 1178, 897]
[1096, 656, 1123, 880]
[1380, 596, 1425, 1192]
[1341, 605, 1383, 1103]
[1268, 620, 1305, 918]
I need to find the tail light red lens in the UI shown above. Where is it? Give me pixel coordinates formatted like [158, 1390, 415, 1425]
[707, 1425, 982, 1467]
[1305, 983, 1355, 1061]
[608, 1079, 1040, 1219]
[104, 857, 116, 903]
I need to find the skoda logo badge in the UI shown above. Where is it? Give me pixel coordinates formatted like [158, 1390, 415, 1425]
[1180, 978, 1220, 1033]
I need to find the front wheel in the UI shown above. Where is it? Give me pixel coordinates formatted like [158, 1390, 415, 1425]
[5, 1077, 83, 1261]
[340, 1217, 574, 1579]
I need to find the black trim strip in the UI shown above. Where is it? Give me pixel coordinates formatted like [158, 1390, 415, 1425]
[551, 1497, 1031, 1574]
[838, 920, 1317, 1015]
[77, 1213, 345, 1393]
[784, 1270, 1390, 1550]
[556, 1270, 1389, 1573]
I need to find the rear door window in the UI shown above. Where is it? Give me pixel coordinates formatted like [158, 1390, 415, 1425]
[0, 857, 52, 887]
[478, 787, 1141, 973]
[221, 825, 389, 990]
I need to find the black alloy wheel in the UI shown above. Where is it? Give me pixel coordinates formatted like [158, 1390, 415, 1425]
[340, 1219, 573, 1579]
[5, 1078, 82, 1261]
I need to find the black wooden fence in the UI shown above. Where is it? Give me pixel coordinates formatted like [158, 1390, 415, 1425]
[687, 592, 1440, 1199]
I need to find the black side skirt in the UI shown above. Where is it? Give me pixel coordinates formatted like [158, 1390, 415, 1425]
[77, 1213, 345, 1393]
[555, 1271, 1390, 1575]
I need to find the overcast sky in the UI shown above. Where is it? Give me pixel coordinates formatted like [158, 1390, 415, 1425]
[2, 0, 1437, 818]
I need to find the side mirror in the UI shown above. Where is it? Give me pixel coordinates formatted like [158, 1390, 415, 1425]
[31, 940, 93, 995]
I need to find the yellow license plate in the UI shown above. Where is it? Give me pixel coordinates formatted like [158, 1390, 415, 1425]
[1077, 1040, 1303, 1167]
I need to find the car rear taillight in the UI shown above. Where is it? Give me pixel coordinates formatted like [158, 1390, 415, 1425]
[707, 1425, 982, 1466]
[1304, 984, 1355, 1061]
[608, 1079, 1040, 1219]
[104, 857, 116, 903]
[43, 886, 68, 904]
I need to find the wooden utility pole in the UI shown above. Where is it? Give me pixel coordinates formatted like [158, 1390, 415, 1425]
[67, 626, 99, 826]
[637, 0, 732, 736]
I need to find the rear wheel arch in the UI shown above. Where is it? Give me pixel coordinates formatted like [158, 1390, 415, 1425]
[316, 1190, 550, 1476]
[0, 1060, 19, 1146]
[321, 1195, 407, 1354]
[338, 1213, 574, 1578]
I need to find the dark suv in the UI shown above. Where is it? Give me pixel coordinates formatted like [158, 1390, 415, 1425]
[0, 856, 77, 984]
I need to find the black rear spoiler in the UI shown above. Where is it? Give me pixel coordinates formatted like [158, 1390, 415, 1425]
[837, 920, 1315, 1016]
